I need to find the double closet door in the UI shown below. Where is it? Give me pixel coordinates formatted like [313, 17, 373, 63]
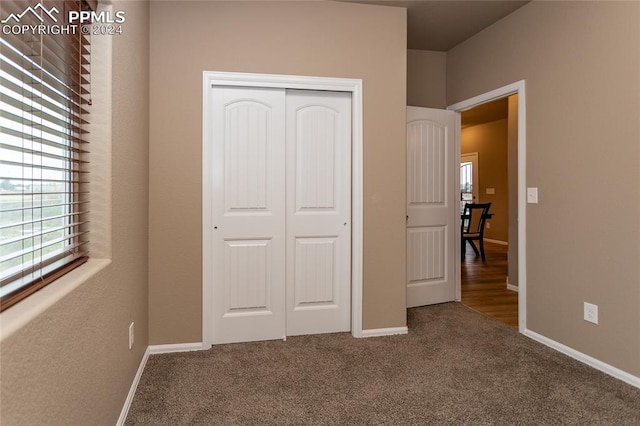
[210, 87, 352, 344]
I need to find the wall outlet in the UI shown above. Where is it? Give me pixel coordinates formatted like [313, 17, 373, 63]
[486, 221, 491, 229]
[129, 322, 135, 350]
[584, 302, 598, 325]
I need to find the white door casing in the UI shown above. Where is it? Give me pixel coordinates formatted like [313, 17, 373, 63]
[286, 90, 352, 336]
[210, 87, 287, 344]
[203, 72, 364, 347]
[448, 80, 526, 332]
[406, 107, 457, 308]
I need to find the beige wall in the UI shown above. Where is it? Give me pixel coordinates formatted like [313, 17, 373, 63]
[448, 2, 640, 375]
[149, 1, 408, 343]
[461, 119, 509, 242]
[407, 49, 446, 108]
[0, 1, 150, 424]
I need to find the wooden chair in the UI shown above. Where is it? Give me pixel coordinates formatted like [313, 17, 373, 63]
[461, 203, 492, 261]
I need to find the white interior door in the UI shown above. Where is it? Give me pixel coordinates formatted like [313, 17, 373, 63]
[209, 87, 351, 344]
[406, 106, 457, 308]
[210, 87, 286, 344]
[285, 90, 352, 336]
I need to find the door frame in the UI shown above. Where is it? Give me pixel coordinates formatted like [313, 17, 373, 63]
[448, 80, 527, 332]
[202, 71, 364, 347]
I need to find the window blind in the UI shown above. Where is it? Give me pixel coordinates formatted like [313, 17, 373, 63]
[0, 0, 92, 311]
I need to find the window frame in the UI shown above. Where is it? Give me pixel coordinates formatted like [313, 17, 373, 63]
[0, 0, 93, 311]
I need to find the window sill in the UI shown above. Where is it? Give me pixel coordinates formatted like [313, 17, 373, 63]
[0, 259, 111, 342]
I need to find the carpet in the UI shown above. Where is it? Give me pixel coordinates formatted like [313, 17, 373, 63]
[125, 303, 640, 425]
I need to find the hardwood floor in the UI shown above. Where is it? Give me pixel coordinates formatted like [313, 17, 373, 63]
[461, 241, 518, 329]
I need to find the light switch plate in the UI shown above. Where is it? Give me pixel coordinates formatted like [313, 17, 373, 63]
[486, 188, 495, 195]
[527, 187, 538, 203]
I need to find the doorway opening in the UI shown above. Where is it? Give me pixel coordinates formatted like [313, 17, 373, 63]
[449, 80, 526, 333]
[459, 98, 516, 328]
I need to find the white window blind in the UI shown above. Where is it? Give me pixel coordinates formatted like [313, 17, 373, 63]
[0, 0, 92, 311]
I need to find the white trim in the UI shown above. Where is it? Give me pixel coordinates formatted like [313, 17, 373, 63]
[524, 329, 640, 390]
[202, 74, 214, 349]
[202, 71, 364, 345]
[448, 80, 527, 333]
[361, 326, 409, 338]
[116, 347, 150, 426]
[148, 342, 206, 354]
[454, 113, 462, 302]
[448, 82, 524, 112]
[484, 238, 508, 246]
[506, 276, 519, 292]
[117, 343, 205, 425]
[206, 72, 362, 93]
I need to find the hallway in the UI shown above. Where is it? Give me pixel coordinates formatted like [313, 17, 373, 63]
[461, 241, 518, 328]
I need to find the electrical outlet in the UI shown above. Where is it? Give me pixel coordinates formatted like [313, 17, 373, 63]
[486, 221, 491, 229]
[129, 322, 135, 350]
[584, 302, 598, 325]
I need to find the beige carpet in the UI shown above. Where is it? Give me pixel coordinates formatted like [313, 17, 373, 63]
[125, 303, 640, 425]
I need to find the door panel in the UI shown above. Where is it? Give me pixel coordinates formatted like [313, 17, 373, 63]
[211, 87, 286, 344]
[294, 237, 337, 305]
[225, 102, 271, 211]
[408, 120, 446, 204]
[286, 90, 352, 336]
[224, 239, 270, 312]
[406, 107, 457, 308]
[408, 226, 445, 283]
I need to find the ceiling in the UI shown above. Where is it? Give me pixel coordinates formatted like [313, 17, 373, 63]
[340, 0, 524, 126]
[461, 97, 508, 128]
[341, 0, 529, 51]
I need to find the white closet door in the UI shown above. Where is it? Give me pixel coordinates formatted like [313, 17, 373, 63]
[285, 90, 352, 336]
[210, 87, 286, 344]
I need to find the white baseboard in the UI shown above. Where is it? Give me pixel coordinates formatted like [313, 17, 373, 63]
[116, 347, 150, 426]
[484, 238, 508, 246]
[524, 329, 640, 389]
[148, 342, 206, 354]
[117, 343, 205, 424]
[507, 284, 519, 292]
[361, 326, 408, 338]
